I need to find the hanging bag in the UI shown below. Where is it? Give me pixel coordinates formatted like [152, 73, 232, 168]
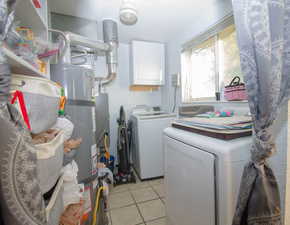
[10, 74, 61, 134]
[36, 130, 64, 193]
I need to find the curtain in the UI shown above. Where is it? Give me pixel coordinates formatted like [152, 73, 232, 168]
[232, 0, 290, 225]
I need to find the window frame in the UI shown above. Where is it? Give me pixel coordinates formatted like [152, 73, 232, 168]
[181, 13, 237, 103]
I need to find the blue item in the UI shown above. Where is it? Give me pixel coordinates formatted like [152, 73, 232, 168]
[100, 155, 115, 173]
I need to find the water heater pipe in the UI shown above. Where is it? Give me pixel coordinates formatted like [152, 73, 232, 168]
[64, 32, 110, 52]
[98, 19, 119, 86]
[51, 19, 119, 86]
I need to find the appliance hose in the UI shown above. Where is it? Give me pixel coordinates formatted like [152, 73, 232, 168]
[104, 133, 110, 160]
[91, 186, 106, 225]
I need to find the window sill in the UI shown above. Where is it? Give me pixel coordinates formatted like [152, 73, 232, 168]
[182, 100, 248, 105]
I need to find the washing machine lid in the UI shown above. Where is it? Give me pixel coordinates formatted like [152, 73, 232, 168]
[137, 113, 176, 120]
[164, 127, 252, 162]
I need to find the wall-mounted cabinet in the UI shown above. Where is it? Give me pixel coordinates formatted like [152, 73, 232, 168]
[130, 40, 165, 86]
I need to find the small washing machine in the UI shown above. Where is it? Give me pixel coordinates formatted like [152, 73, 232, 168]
[131, 110, 176, 180]
[163, 127, 252, 225]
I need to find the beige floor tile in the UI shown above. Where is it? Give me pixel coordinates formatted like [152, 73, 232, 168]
[146, 217, 167, 225]
[128, 181, 150, 190]
[111, 205, 143, 225]
[110, 183, 130, 193]
[138, 199, 165, 222]
[109, 191, 134, 209]
[149, 178, 164, 186]
[131, 187, 159, 203]
[152, 184, 165, 198]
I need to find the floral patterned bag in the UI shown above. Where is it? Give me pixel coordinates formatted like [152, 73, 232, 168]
[0, 103, 47, 225]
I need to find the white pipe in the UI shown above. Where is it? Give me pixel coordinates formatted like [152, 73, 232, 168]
[51, 20, 119, 86]
[48, 29, 69, 61]
[65, 32, 110, 52]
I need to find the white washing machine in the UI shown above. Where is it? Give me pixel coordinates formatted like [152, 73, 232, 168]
[163, 127, 252, 225]
[131, 112, 176, 180]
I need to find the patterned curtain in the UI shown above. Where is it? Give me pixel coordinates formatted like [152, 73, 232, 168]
[0, 1, 47, 225]
[232, 0, 290, 225]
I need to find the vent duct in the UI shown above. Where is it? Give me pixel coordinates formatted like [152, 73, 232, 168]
[99, 19, 119, 85]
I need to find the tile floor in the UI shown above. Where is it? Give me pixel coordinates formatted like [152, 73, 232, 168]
[108, 178, 166, 225]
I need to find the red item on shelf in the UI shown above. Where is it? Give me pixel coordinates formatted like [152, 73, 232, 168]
[38, 49, 59, 59]
[32, 0, 42, 8]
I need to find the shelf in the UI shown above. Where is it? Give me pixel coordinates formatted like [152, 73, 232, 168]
[15, 0, 47, 37]
[3, 46, 47, 78]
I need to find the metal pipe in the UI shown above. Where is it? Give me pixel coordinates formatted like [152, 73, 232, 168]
[50, 20, 119, 86]
[99, 19, 119, 86]
[71, 48, 88, 59]
[48, 29, 69, 62]
[65, 32, 110, 52]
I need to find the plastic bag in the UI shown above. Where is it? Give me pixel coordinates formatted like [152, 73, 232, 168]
[62, 161, 83, 208]
[34, 37, 59, 59]
[60, 201, 84, 225]
[98, 168, 114, 186]
[52, 117, 74, 141]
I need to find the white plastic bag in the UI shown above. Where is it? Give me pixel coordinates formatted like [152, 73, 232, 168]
[52, 117, 74, 141]
[62, 161, 83, 208]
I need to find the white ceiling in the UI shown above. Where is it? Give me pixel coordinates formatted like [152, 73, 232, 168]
[49, 0, 232, 43]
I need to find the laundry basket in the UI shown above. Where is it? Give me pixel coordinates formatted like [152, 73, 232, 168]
[46, 175, 64, 225]
[36, 130, 64, 193]
[10, 74, 61, 134]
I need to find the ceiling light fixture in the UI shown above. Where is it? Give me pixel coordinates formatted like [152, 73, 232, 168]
[119, 0, 138, 25]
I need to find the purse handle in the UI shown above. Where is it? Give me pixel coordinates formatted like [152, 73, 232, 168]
[229, 76, 241, 87]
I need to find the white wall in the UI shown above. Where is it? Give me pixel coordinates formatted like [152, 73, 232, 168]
[95, 43, 163, 157]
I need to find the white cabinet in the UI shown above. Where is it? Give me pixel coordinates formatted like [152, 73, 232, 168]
[130, 40, 165, 86]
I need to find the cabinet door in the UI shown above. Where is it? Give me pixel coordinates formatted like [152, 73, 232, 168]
[131, 41, 165, 85]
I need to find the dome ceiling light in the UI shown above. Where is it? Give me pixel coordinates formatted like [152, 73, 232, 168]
[119, 0, 138, 25]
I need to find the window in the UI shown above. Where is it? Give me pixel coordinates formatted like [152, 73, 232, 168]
[181, 24, 243, 102]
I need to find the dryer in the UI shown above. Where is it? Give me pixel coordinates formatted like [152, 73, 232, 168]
[163, 127, 252, 225]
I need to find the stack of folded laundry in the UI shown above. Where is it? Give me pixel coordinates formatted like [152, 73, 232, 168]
[172, 114, 253, 140]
